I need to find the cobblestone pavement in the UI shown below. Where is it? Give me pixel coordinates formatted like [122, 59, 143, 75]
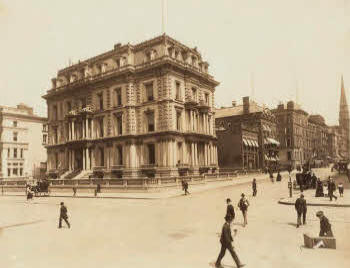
[0, 168, 348, 268]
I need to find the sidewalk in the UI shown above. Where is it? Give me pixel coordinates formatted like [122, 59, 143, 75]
[279, 186, 350, 207]
[2, 168, 333, 200]
[2, 171, 274, 200]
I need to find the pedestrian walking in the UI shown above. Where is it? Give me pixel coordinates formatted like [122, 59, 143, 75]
[252, 178, 257, 197]
[276, 172, 282, 182]
[183, 180, 190, 195]
[338, 182, 344, 197]
[327, 177, 337, 201]
[316, 211, 333, 237]
[294, 194, 307, 228]
[269, 171, 274, 183]
[226, 198, 235, 221]
[58, 202, 70, 229]
[215, 215, 245, 268]
[237, 193, 249, 227]
[72, 187, 77, 197]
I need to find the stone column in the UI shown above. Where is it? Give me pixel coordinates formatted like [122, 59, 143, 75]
[72, 150, 75, 170]
[204, 144, 208, 166]
[83, 148, 86, 170]
[68, 122, 71, 141]
[86, 148, 91, 170]
[191, 142, 195, 166]
[130, 144, 136, 168]
[82, 122, 85, 139]
[91, 119, 94, 139]
[72, 121, 75, 140]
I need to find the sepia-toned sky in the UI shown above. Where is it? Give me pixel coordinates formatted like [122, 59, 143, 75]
[0, 0, 349, 125]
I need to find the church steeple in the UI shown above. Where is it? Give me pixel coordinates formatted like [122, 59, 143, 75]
[339, 75, 350, 159]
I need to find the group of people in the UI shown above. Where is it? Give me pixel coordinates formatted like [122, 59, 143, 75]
[214, 195, 250, 268]
[315, 176, 344, 201]
[294, 194, 334, 238]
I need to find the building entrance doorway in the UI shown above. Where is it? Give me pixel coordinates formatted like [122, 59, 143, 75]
[74, 149, 83, 170]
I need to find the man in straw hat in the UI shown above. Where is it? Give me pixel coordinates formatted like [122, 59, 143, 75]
[238, 193, 249, 227]
[215, 215, 245, 268]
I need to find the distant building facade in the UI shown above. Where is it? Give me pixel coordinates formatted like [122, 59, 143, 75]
[0, 104, 47, 179]
[272, 101, 308, 169]
[42, 34, 219, 179]
[215, 97, 279, 171]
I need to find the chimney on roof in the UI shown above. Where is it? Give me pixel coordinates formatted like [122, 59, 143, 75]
[277, 103, 284, 110]
[243, 96, 250, 114]
[114, 43, 122, 50]
[51, 78, 57, 89]
[232, 100, 237, 107]
[287, 101, 295, 110]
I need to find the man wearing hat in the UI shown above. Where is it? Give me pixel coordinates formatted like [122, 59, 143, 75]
[238, 193, 249, 227]
[294, 194, 307, 228]
[58, 202, 70, 229]
[215, 215, 245, 268]
[226, 198, 235, 221]
[327, 177, 337, 201]
[316, 211, 333, 237]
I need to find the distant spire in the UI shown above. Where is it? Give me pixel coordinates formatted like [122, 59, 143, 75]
[340, 75, 348, 107]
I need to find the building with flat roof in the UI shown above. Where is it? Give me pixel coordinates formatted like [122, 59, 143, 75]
[215, 97, 279, 171]
[42, 34, 219, 179]
[0, 104, 47, 179]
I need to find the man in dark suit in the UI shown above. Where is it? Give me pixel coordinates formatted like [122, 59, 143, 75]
[58, 202, 70, 229]
[327, 177, 337, 201]
[215, 215, 245, 268]
[226, 198, 235, 221]
[252, 179, 257, 197]
[294, 194, 307, 228]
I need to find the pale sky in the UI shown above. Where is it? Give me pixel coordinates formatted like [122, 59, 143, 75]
[0, 0, 349, 125]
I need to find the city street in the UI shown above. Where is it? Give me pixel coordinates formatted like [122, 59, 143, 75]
[0, 171, 349, 268]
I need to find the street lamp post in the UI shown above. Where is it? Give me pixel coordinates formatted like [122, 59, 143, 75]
[288, 173, 292, 198]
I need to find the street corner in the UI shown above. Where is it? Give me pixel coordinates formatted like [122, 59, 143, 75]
[278, 195, 350, 208]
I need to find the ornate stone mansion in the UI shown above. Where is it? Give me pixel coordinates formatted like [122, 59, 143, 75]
[43, 34, 219, 179]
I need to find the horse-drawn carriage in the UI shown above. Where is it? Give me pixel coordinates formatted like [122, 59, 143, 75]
[27, 179, 50, 197]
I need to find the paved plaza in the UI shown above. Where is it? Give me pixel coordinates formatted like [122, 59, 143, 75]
[1, 169, 349, 268]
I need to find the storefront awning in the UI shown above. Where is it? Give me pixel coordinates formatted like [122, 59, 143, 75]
[263, 125, 271, 132]
[243, 139, 249, 146]
[247, 139, 254, 147]
[266, 137, 280, 146]
[252, 140, 259, 148]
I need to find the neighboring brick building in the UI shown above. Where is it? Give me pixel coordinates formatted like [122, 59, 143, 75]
[272, 101, 309, 169]
[0, 104, 47, 179]
[42, 34, 219, 179]
[327, 126, 342, 161]
[307, 114, 329, 163]
[215, 97, 279, 171]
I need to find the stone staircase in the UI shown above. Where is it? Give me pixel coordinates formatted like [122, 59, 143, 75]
[64, 169, 82, 180]
[73, 170, 93, 180]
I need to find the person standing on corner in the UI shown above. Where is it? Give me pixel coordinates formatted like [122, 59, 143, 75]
[226, 198, 235, 221]
[238, 193, 249, 227]
[215, 215, 245, 268]
[252, 178, 257, 197]
[328, 177, 337, 201]
[58, 202, 70, 229]
[338, 182, 344, 197]
[294, 193, 307, 228]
